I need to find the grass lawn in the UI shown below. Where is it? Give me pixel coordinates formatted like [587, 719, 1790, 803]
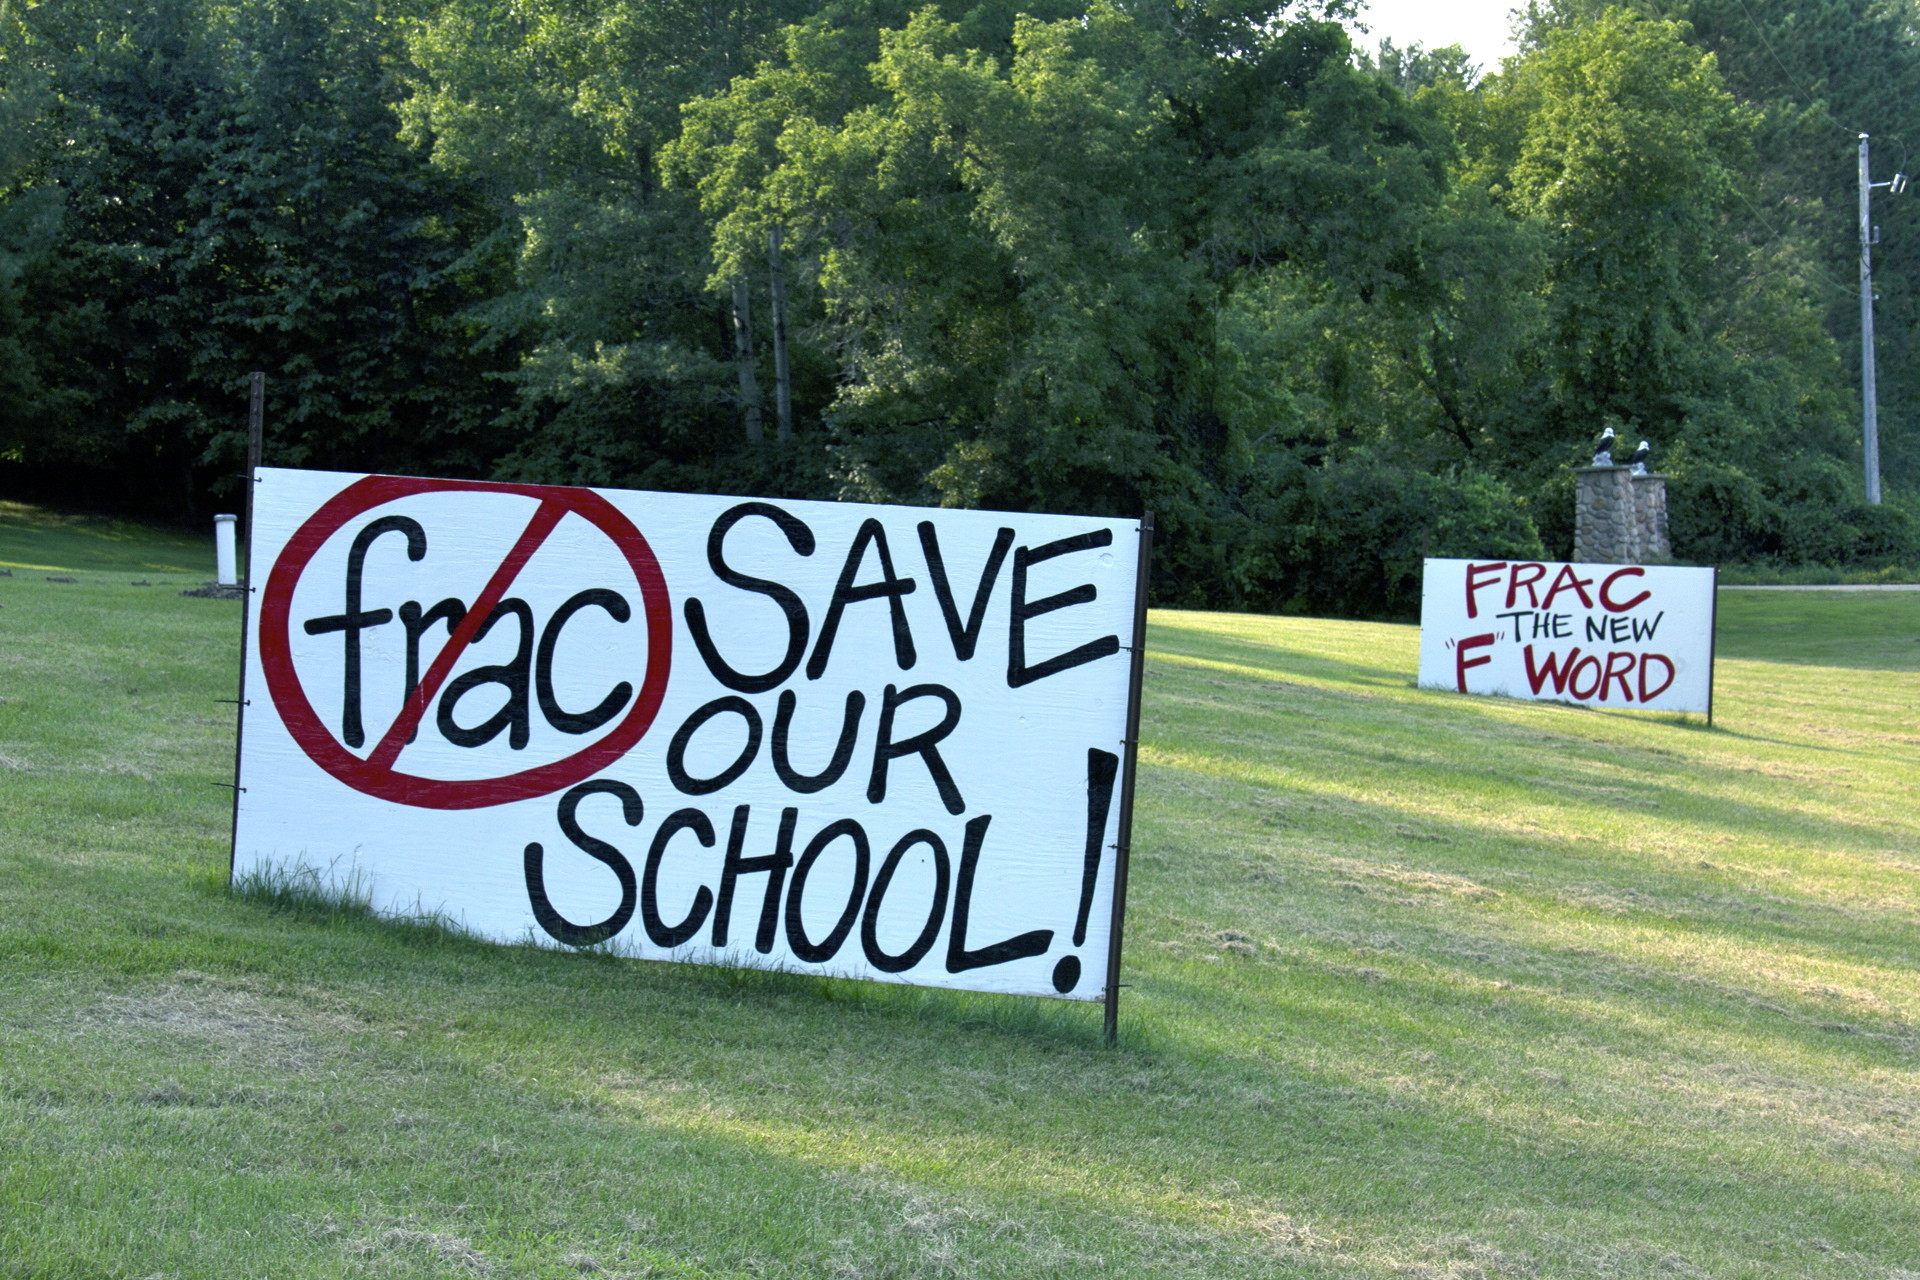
[1714, 587, 1920, 669]
[2, 514, 1918, 1279]
[0, 500, 218, 577]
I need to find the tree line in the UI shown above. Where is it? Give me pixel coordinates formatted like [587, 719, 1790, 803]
[1, 0, 1915, 614]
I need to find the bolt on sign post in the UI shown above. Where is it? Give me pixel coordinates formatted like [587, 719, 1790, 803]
[1417, 558, 1717, 716]
[232, 469, 1152, 1032]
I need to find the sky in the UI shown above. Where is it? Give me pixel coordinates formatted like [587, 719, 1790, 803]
[1351, 0, 1522, 73]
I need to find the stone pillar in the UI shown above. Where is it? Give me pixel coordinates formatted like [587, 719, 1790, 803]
[1630, 473, 1671, 564]
[1574, 466, 1636, 563]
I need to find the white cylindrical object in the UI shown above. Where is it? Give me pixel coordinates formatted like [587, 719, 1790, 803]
[214, 513, 239, 586]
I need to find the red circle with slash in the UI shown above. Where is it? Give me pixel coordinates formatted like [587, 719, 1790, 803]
[258, 474, 672, 810]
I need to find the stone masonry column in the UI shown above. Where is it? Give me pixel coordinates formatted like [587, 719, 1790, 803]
[1574, 465, 1636, 563]
[1630, 473, 1671, 564]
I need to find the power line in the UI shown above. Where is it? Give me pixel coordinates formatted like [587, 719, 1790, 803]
[1725, 180, 1856, 295]
[1726, 0, 1908, 171]
[1727, 0, 1859, 135]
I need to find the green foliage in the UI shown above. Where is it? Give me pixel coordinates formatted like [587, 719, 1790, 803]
[1536, 0, 1920, 491]
[669, 0, 1492, 609]
[1504, 11, 1748, 436]
[0, 0, 510, 512]
[1161, 451, 1545, 618]
[399, 0, 827, 494]
[1670, 456, 1920, 566]
[1357, 38, 1482, 96]
[0, 43, 57, 454]
[0, 0, 1911, 605]
[1421, 7, 1887, 570]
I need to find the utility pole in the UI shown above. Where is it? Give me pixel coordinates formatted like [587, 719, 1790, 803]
[1859, 134, 1907, 505]
[1859, 135, 1881, 505]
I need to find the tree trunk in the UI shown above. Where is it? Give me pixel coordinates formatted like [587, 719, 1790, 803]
[768, 226, 793, 443]
[731, 277, 763, 445]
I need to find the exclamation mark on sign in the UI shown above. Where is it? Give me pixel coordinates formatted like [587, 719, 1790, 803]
[1052, 747, 1120, 994]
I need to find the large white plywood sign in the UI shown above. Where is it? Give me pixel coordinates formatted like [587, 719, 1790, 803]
[1418, 558, 1717, 714]
[232, 469, 1148, 1006]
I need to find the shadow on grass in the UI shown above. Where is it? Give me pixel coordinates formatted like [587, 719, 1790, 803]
[221, 857, 1125, 1054]
[1143, 635, 1918, 858]
[1151, 642, 1417, 691]
[189, 876, 1920, 1276]
[0, 500, 213, 575]
[83, 784, 1920, 1272]
[1131, 741, 1920, 1059]
[1142, 725, 1920, 920]
[1149, 619, 1418, 688]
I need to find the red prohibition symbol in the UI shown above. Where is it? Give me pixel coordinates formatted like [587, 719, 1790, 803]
[259, 475, 673, 810]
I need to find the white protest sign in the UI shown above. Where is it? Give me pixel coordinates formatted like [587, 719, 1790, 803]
[233, 469, 1145, 1001]
[1417, 558, 1716, 714]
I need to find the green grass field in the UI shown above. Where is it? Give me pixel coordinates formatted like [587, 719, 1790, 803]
[3, 510, 1919, 1279]
[0, 501, 218, 576]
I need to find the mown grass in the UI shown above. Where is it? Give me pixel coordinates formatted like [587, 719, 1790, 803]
[2, 523, 1918, 1279]
[0, 499, 216, 575]
[1715, 587, 1920, 669]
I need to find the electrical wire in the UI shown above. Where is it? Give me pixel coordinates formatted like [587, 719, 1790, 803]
[1727, 0, 1907, 172]
[1728, 0, 1857, 133]
[1726, 180, 1857, 297]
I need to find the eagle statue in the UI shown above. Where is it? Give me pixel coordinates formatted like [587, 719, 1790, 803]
[1629, 440, 1651, 475]
[1591, 426, 1616, 467]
